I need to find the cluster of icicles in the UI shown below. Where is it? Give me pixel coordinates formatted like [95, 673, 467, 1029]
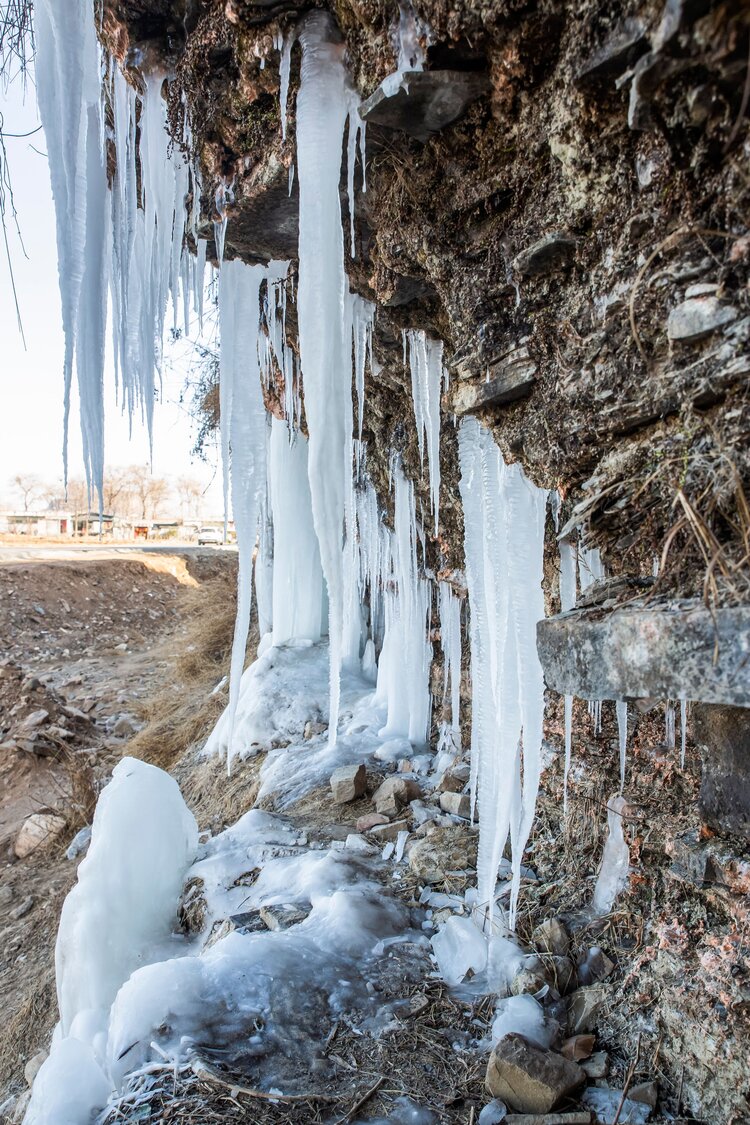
[35, 0, 649, 929]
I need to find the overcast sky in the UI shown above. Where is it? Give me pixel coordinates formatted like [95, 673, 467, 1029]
[0, 70, 224, 514]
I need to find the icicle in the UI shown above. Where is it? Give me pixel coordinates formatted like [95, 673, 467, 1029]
[195, 239, 207, 329]
[375, 466, 433, 744]
[591, 794, 629, 915]
[406, 329, 443, 534]
[458, 417, 547, 930]
[295, 13, 353, 745]
[35, 0, 105, 495]
[680, 698, 688, 767]
[439, 581, 462, 749]
[279, 29, 294, 143]
[559, 537, 577, 813]
[218, 259, 268, 767]
[269, 418, 326, 645]
[616, 700, 628, 792]
[578, 545, 603, 591]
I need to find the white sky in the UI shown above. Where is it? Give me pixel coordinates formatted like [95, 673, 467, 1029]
[0, 70, 224, 515]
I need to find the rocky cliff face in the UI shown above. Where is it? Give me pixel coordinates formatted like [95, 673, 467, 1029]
[98, 1, 750, 1120]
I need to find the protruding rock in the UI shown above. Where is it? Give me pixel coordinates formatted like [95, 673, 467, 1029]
[692, 703, 750, 840]
[439, 791, 471, 818]
[667, 296, 737, 342]
[24, 1050, 47, 1088]
[259, 902, 311, 931]
[447, 344, 537, 416]
[536, 602, 750, 707]
[14, 812, 67, 859]
[360, 70, 490, 144]
[485, 1035, 585, 1114]
[373, 776, 422, 817]
[330, 762, 367, 804]
[370, 818, 410, 844]
[576, 17, 648, 82]
[512, 234, 577, 278]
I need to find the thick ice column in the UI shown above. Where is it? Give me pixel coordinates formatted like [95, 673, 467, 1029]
[295, 14, 353, 744]
[458, 417, 547, 929]
[218, 260, 268, 756]
[406, 330, 443, 534]
[35, 0, 105, 495]
[559, 537, 577, 812]
[269, 417, 326, 645]
[439, 581, 462, 748]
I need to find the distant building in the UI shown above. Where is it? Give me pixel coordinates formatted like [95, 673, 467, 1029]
[0, 510, 74, 536]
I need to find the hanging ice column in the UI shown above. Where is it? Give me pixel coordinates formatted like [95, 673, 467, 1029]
[218, 260, 268, 750]
[458, 417, 547, 929]
[35, 0, 107, 503]
[295, 14, 357, 744]
[405, 330, 443, 534]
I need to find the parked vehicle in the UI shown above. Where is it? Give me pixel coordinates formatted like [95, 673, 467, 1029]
[197, 526, 222, 546]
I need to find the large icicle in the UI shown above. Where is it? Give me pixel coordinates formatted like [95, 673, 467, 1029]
[559, 537, 577, 812]
[439, 581, 462, 750]
[269, 417, 326, 646]
[218, 260, 268, 762]
[406, 330, 443, 534]
[35, 0, 105, 499]
[295, 14, 354, 744]
[458, 417, 547, 930]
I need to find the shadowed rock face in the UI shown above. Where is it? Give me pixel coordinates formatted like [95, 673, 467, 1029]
[360, 70, 491, 143]
[536, 602, 750, 707]
[693, 704, 750, 841]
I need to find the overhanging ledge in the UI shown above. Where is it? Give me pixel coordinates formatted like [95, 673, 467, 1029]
[536, 601, 750, 707]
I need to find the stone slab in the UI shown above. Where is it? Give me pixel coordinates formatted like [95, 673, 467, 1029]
[360, 70, 490, 143]
[536, 602, 750, 707]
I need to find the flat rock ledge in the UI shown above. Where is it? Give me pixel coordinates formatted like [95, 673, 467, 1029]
[536, 600, 750, 707]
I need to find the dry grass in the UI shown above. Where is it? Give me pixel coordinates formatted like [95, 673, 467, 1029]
[127, 567, 256, 772]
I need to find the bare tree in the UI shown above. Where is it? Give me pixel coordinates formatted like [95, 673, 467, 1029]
[175, 475, 203, 520]
[11, 471, 42, 511]
[126, 465, 171, 521]
[102, 467, 135, 515]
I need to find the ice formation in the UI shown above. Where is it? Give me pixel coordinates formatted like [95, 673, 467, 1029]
[591, 794, 630, 916]
[559, 536, 577, 811]
[458, 416, 547, 929]
[439, 580, 462, 749]
[406, 330, 444, 533]
[25, 758, 198, 1123]
[616, 700, 628, 791]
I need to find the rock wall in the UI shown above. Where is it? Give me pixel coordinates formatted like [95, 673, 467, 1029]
[98, 0, 750, 1119]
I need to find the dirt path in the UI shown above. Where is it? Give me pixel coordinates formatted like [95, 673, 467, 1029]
[0, 548, 236, 1107]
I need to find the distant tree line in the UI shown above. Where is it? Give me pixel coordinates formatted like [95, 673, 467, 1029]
[7, 467, 207, 521]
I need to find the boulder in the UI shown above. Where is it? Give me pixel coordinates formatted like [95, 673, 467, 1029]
[439, 791, 471, 818]
[485, 1034, 585, 1114]
[14, 812, 67, 859]
[373, 776, 422, 817]
[330, 762, 367, 804]
[360, 70, 490, 144]
[408, 825, 477, 883]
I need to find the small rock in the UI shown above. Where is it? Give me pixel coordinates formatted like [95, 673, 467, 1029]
[577, 946, 615, 984]
[304, 720, 327, 740]
[24, 1051, 47, 1088]
[503, 1115, 592, 1124]
[510, 965, 548, 997]
[485, 1034, 585, 1114]
[408, 825, 478, 883]
[478, 1099, 508, 1124]
[438, 764, 470, 793]
[11, 896, 35, 920]
[22, 676, 41, 692]
[18, 709, 49, 731]
[581, 1050, 609, 1079]
[373, 776, 422, 817]
[439, 791, 471, 818]
[66, 826, 92, 861]
[330, 762, 367, 804]
[566, 985, 608, 1034]
[531, 918, 570, 958]
[667, 296, 737, 343]
[344, 833, 377, 855]
[560, 1034, 596, 1062]
[392, 994, 430, 1019]
[259, 902, 311, 931]
[228, 910, 267, 933]
[114, 642, 128, 652]
[112, 715, 135, 739]
[546, 955, 577, 995]
[14, 812, 67, 859]
[357, 812, 389, 832]
[370, 818, 410, 843]
[629, 1081, 658, 1109]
